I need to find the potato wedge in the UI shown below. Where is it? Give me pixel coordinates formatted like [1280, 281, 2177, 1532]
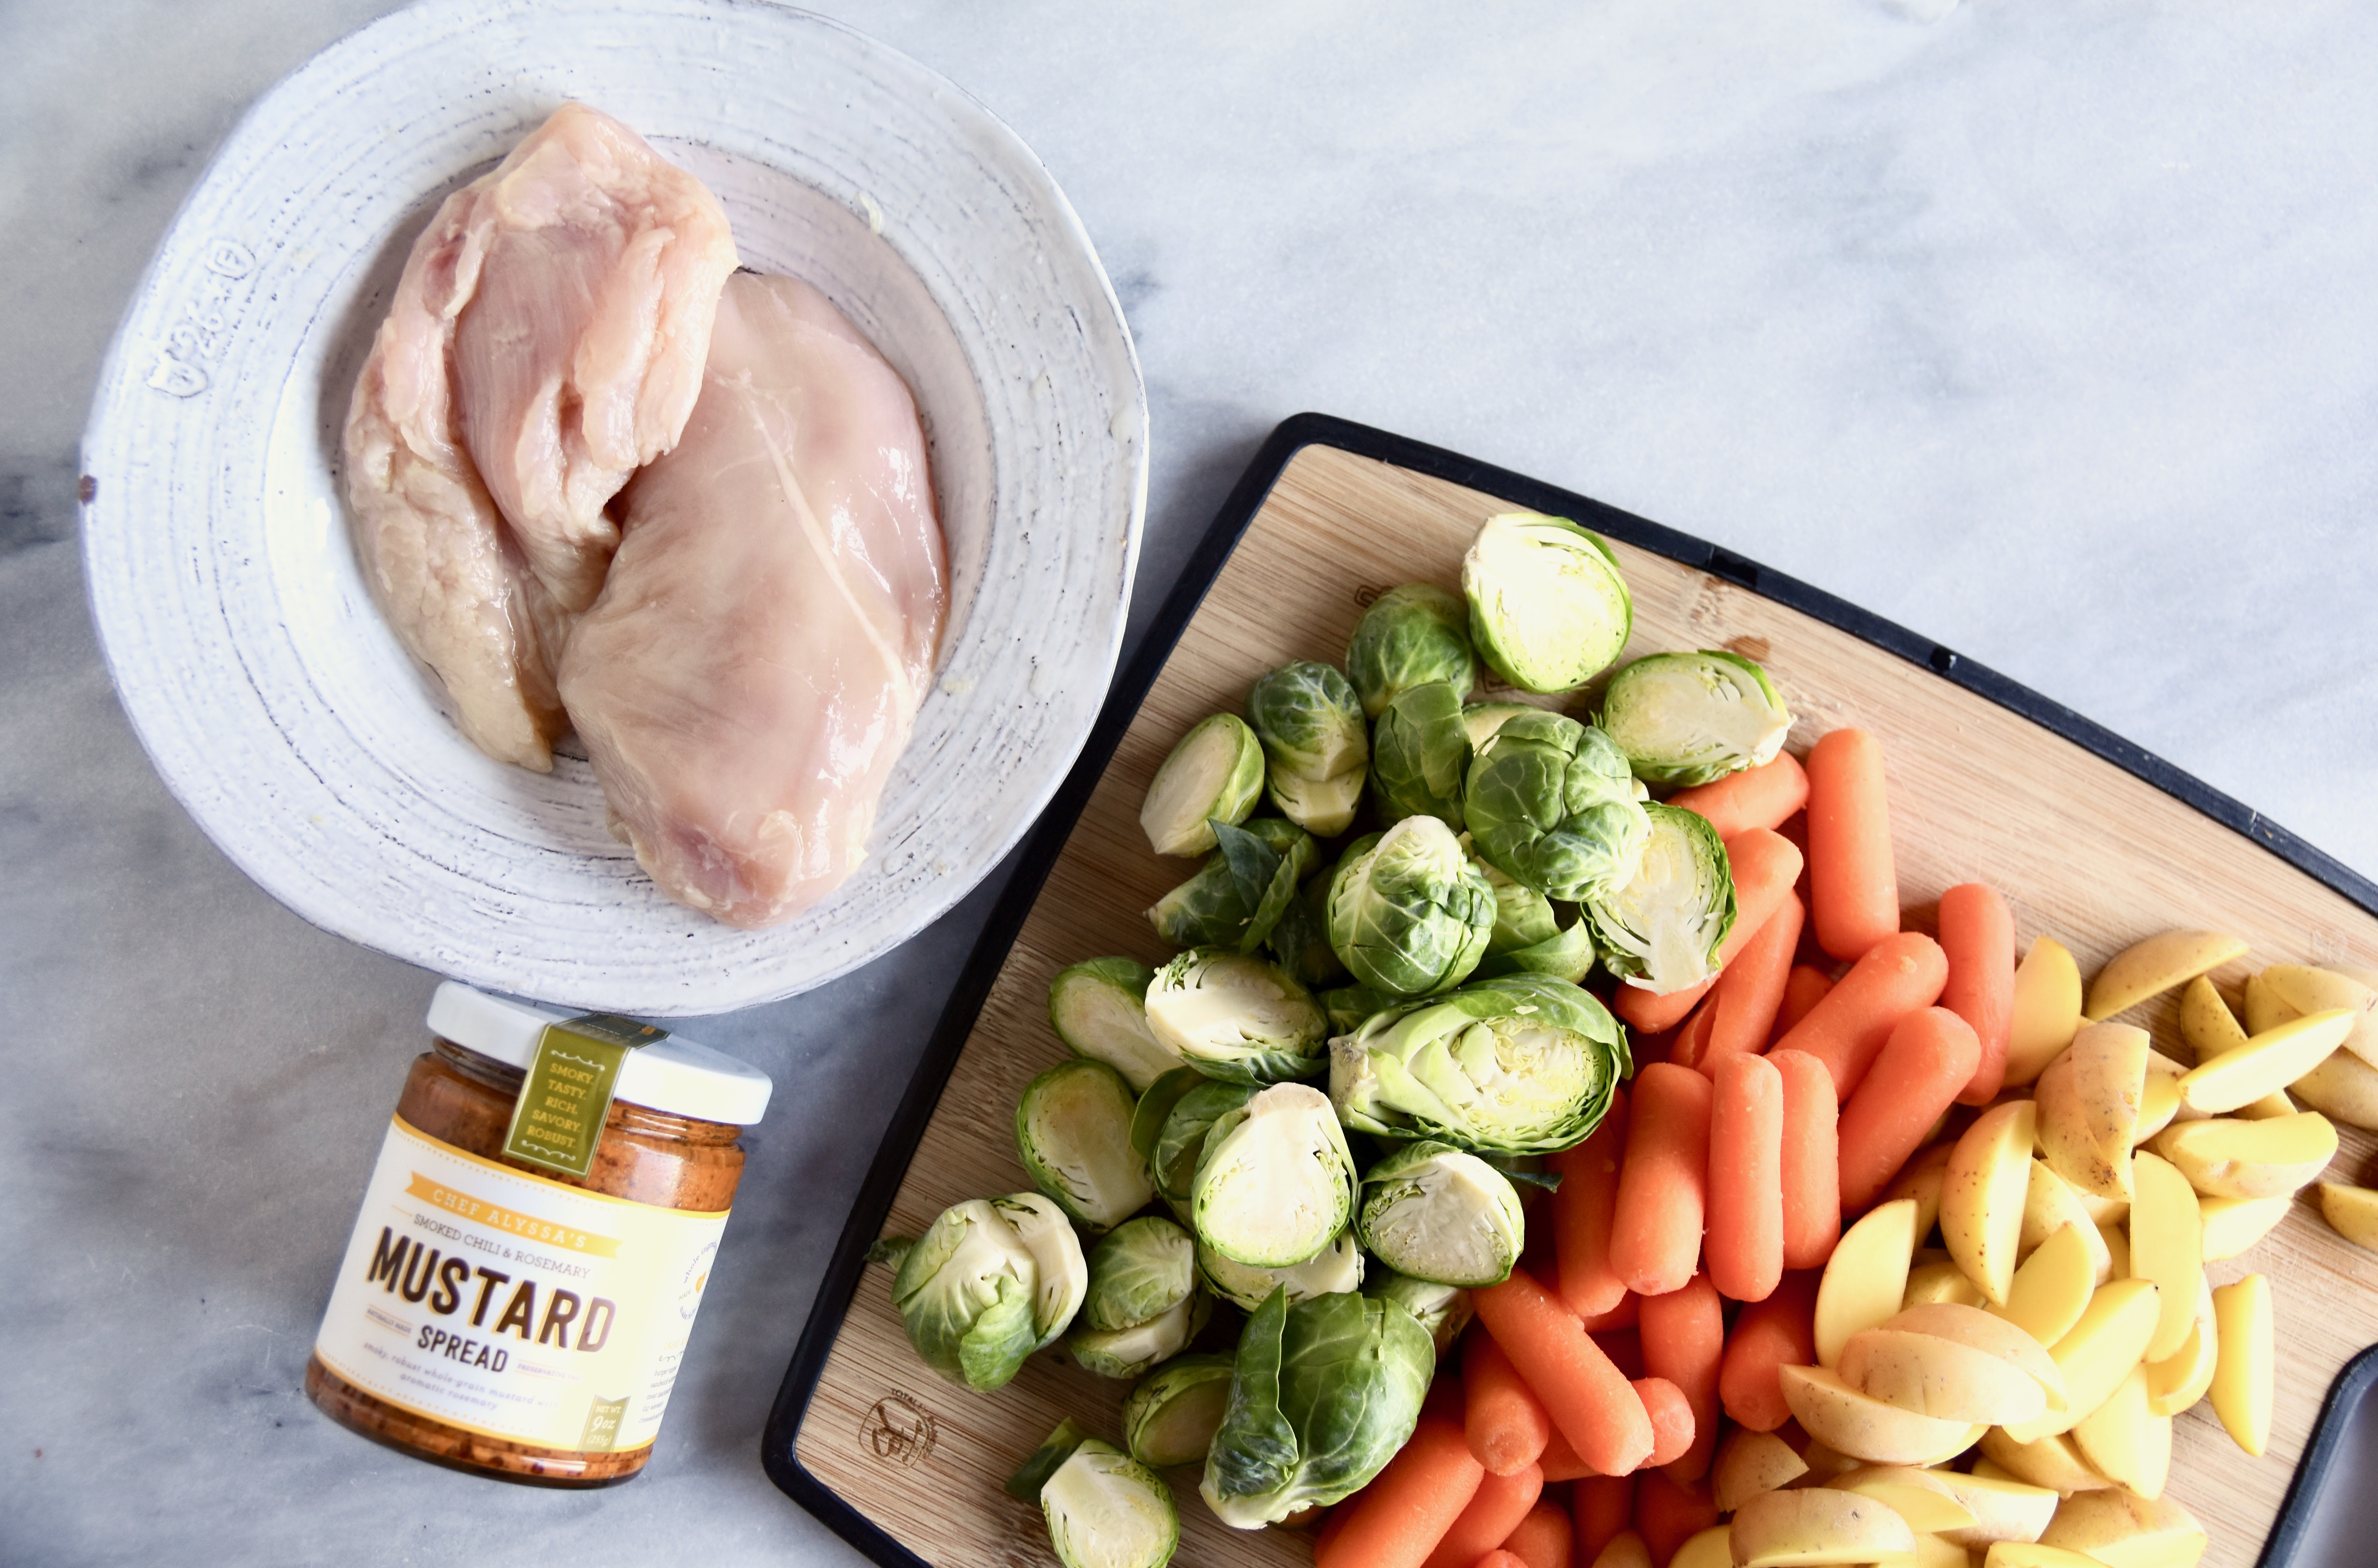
[1976, 1427, 2115, 1496]
[1731, 1485, 1919, 1567]
[2007, 937, 2084, 1088]
[2098, 1221, 2129, 1280]
[2126, 1151, 2203, 1361]
[1997, 1223, 2098, 1348]
[1986, 1542, 2135, 1568]
[1884, 1301, 2068, 1411]
[2084, 931, 2249, 1022]
[1591, 1530, 1653, 1568]
[1839, 1327, 2047, 1426]
[1817, 1197, 1919, 1366]
[2002, 1279, 2160, 1444]
[1712, 1427, 1809, 1512]
[2317, 1181, 2378, 1251]
[2209, 1274, 2272, 1456]
[2237, 1088, 2296, 1119]
[1944, 1102, 2038, 1306]
[2039, 1487, 2208, 1568]
[1905, 1258, 1987, 1310]
[1930, 1468, 2061, 1549]
[2134, 1069, 2182, 1145]
[2143, 1277, 2217, 1419]
[2242, 970, 2299, 1036]
[1666, 1525, 1734, 1568]
[1782, 1365, 1984, 1466]
[2290, 1045, 2378, 1130]
[2020, 1162, 2114, 1282]
[2067, 1364, 2170, 1500]
[2179, 1008, 2357, 1114]
[2037, 1023, 2149, 1201]
[2153, 1112, 2338, 1200]
[1884, 1142, 1955, 1243]
[1827, 1466, 1978, 1534]
[2177, 975, 2249, 1065]
[2260, 964, 2378, 1068]
[2198, 1193, 2291, 1261]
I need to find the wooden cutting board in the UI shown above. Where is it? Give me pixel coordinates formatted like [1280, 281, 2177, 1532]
[770, 419, 2378, 1568]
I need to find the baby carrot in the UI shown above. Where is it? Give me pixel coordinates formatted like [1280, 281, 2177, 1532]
[1612, 830, 1808, 1034]
[1630, 1378, 1694, 1469]
[1316, 1412, 1487, 1568]
[1581, 1293, 1639, 1333]
[1611, 975, 1711, 1038]
[1717, 1270, 1818, 1431]
[1835, 1007, 1982, 1213]
[1632, 1470, 1717, 1568]
[1704, 1053, 1785, 1302]
[1550, 1087, 1629, 1319]
[1701, 892, 1805, 1073]
[1536, 1426, 1594, 1483]
[1770, 1049, 1840, 1270]
[1668, 994, 1718, 1072]
[1422, 1462, 1544, 1568]
[1637, 1273, 1723, 1482]
[1608, 1064, 1715, 1299]
[1805, 728, 1898, 962]
[1573, 1475, 1637, 1564]
[1472, 1270, 1655, 1478]
[1938, 882, 2015, 1105]
[1770, 930, 1948, 1099]
[1772, 966, 1835, 1040]
[1467, 1330, 1554, 1476]
[1665, 751, 1809, 840]
[1500, 1500, 1576, 1568]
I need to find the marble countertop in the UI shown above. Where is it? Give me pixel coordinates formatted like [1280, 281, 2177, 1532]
[5, 1, 2375, 1562]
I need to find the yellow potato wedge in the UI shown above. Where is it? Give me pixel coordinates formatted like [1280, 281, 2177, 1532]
[2003, 1279, 2161, 1444]
[2037, 1023, 2150, 1201]
[1884, 1301, 2069, 1411]
[1712, 1427, 1810, 1512]
[1984, 1545, 2108, 1568]
[2126, 1151, 2203, 1361]
[2085, 931, 2249, 1022]
[1905, 1535, 1971, 1568]
[1905, 1258, 1987, 1310]
[2198, 1193, 2292, 1261]
[1884, 1142, 1955, 1242]
[1793, 1437, 1863, 1482]
[2020, 1161, 2114, 1282]
[2153, 1112, 2338, 1200]
[1976, 1427, 2115, 1496]
[1782, 1365, 1984, 1466]
[1666, 1525, 1734, 1568]
[2144, 1278, 2217, 1418]
[1817, 1197, 1920, 1366]
[2209, 1274, 2272, 1456]
[2180, 1008, 2357, 1113]
[2290, 1045, 2378, 1130]
[2134, 1069, 2182, 1144]
[1839, 1327, 2048, 1426]
[1731, 1483, 1920, 1567]
[2098, 1221, 2129, 1280]
[1827, 1467, 1978, 1534]
[1589, 1529, 1652, 1568]
[2040, 1487, 2209, 1568]
[2317, 1181, 2378, 1251]
[1944, 1102, 2039, 1306]
[1997, 1223, 2098, 1348]
[2237, 1088, 2297, 1119]
[2177, 975, 2250, 1065]
[2067, 1364, 2170, 1500]
[2242, 970, 2299, 1036]
[1930, 1468, 2061, 1549]
[2007, 937, 2084, 1088]
[2261, 963, 2378, 1067]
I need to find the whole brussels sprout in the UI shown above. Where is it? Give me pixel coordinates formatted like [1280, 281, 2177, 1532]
[1197, 1228, 1365, 1313]
[1599, 650, 1791, 787]
[1588, 801, 1738, 995]
[1346, 583, 1476, 719]
[1141, 712, 1266, 857]
[1050, 957, 1182, 1093]
[1146, 818, 1316, 952]
[1246, 661, 1370, 837]
[888, 1193, 1088, 1391]
[1038, 1435, 1181, 1568]
[1069, 1292, 1212, 1380]
[1326, 816, 1496, 999]
[1478, 858, 1559, 954]
[1148, 1078, 1259, 1207]
[1191, 1083, 1358, 1269]
[1143, 948, 1328, 1084]
[1369, 680, 1472, 830]
[1461, 700, 1537, 753]
[1464, 710, 1652, 902]
[1267, 875, 1349, 990]
[1200, 1287, 1435, 1528]
[1356, 1141, 1525, 1288]
[1471, 913, 1598, 985]
[1080, 1217, 1201, 1333]
[1017, 1059, 1156, 1231]
[1122, 1353, 1237, 1470]
[1461, 512, 1632, 693]
[1331, 972, 1630, 1155]
[1363, 1268, 1474, 1358]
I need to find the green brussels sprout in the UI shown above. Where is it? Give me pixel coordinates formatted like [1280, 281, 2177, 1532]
[1141, 712, 1266, 857]
[1039, 1435, 1182, 1568]
[1143, 948, 1328, 1085]
[1197, 1228, 1365, 1313]
[1461, 512, 1632, 693]
[1363, 1269, 1474, 1358]
[1331, 972, 1630, 1154]
[1318, 983, 1395, 1038]
[1267, 875, 1349, 990]
[1080, 1217, 1200, 1332]
[1191, 1083, 1358, 1268]
[1346, 583, 1476, 719]
[1130, 1068, 1208, 1170]
[1200, 1287, 1435, 1528]
[1478, 858, 1559, 954]
[1588, 801, 1738, 995]
[1017, 1059, 1156, 1231]
[1069, 1291, 1213, 1380]
[1471, 912, 1599, 985]
[1326, 816, 1496, 999]
[1356, 1141, 1525, 1288]
[1246, 661, 1370, 837]
[1369, 680, 1472, 830]
[1145, 818, 1317, 952]
[1464, 710, 1652, 902]
[1148, 1079, 1260, 1206]
[889, 1192, 1088, 1391]
[1461, 701, 1537, 754]
[1598, 650, 1791, 787]
[1122, 1353, 1237, 1469]
[1050, 958, 1182, 1094]
[1007, 1418, 1091, 1501]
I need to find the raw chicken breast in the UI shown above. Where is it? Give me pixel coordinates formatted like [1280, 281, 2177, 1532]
[559, 272, 949, 927]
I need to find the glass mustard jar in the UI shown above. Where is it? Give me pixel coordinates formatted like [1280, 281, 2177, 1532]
[307, 981, 771, 1486]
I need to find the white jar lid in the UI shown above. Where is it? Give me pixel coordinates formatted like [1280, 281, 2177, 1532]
[426, 981, 773, 1127]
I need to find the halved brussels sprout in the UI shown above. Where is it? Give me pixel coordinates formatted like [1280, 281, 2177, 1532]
[1267, 875, 1350, 990]
[1141, 713, 1266, 857]
[1070, 1291, 1213, 1380]
[1197, 1228, 1365, 1313]
[1327, 816, 1496, 999]
[889, 1193, 1088, 1391]
[1246, 661, 1370, 837]
[1051, 958, 1181, 1095]
[1200, 1287, 1435, 1528]
[1479, 858, 1559, 954]
[1191, 1083, 1358, 1268]
[1346, 583, 1476, 719]
[1369, 680, 1472, 830]
[1130, 1068, 1208, 1170]
[1356, 1141, 1525, 1288]
[1149, 1079, 1260, 1206]
[1146, 818, 1316, 952]
[1122, 1353, 1237, 1469]
[1318, 983, 1395, 1038]
[1461, 700, 1537, 754]
[1599, 650, 1791, 787]
[1081, 1217, 1199, 1331]
[1018, 1059, 1156, 1231]
[1464, 710, 1652, 902]
[1471, 912, 1598, 985]
[1041, 1436, 1181, 1568]
[1461, 512, 1632, 693]
[1363, 1268, 1474, 1357]
[1588, 801, 1738, 995]
[1143, 948, 1328, 1084]
[1331, 972, 1630, 1154]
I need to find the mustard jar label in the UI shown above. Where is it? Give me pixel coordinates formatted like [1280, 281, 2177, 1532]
[503, 1013, 667, 1177]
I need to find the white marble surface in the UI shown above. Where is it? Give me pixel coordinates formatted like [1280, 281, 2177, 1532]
[4, 1, 2375, 1562]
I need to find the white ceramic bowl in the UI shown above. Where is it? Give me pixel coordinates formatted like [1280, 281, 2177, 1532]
[81, 0, 1146, 1015]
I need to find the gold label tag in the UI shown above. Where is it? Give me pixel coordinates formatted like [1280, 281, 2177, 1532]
[502, 1014, 668, 1177]
[581, 1395, 630, 1452]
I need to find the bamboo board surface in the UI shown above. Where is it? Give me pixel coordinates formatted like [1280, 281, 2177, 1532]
[792, 439, 2378, 1568]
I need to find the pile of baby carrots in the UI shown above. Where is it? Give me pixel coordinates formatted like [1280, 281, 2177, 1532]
[1313, 729, 2018, 1568]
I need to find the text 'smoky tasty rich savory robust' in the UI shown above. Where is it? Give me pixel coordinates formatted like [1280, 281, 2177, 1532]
[344, 104, 948, 926]
[308, 984, 771, 1485]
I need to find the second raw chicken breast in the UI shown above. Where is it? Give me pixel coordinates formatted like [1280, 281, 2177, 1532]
[560, 271, 949, 928]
